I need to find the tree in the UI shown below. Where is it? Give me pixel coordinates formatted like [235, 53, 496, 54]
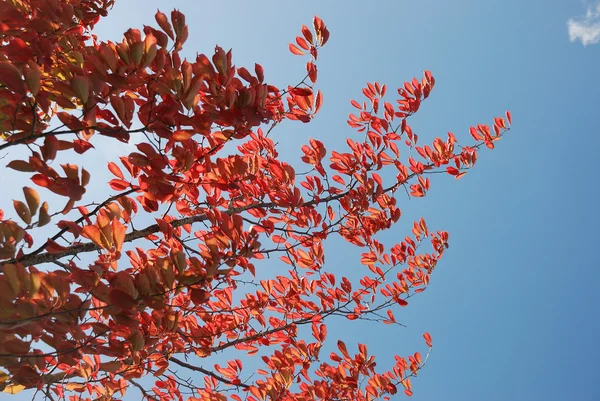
[0, 1, 511, 400]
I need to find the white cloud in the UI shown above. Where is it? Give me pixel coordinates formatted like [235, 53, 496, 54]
[568, 3, 600, 45]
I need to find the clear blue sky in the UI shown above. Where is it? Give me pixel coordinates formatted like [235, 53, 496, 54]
[4, 1, 600, 400]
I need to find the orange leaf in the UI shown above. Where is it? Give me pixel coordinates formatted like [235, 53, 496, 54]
[2, 384, 26, 394]
[3, 264, 20, 294]
[172, 130, 194, 141]
[112, 219, 126, 253]
[13, 200, 31, 225]
[22, 187, 40, 216]
[82, 225, 109, 250]
[107, 162, 124, 179]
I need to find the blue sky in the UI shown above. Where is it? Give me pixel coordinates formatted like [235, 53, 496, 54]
[4, 0, 600, 400]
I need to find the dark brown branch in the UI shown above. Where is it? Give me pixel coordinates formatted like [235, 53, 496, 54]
[129, 378, 160, 401]
[2, 213, 211, 268]
[21, 188, 139, 262]
[169, 356, 249, 389]
[0, 329, 109, 358]
[0, 192, 333, 268]
[0, 126, 149, 151]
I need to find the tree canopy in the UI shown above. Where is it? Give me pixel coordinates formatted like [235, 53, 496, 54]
[0, 1, 510, 400]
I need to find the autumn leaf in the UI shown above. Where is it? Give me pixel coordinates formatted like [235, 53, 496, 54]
[22, 187, 40, 216]
[3, 264, 20, 294]
[71, 76, 90, 104]
[7, 160, 35, 172]
[45, 239, 68, 254]
[289, 43, 304, 55]
[109, 288, 137, 309]
[423, 332, 433, 347]
[0, 6, 510, 399]
[172, 130, 194, 141]
[22, 66, 41, 96]
[0, 62, 25, 93]
[13, 200, 31, 224]
[112, 219, 126, 253]
[38, 202, 50, 227]
[2, 384, 25, 394]
[82, 225, 110, 250]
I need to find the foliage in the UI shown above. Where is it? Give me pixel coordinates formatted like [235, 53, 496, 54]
[0, 0, 510, 400]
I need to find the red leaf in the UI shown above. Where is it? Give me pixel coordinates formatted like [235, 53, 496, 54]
[190, 288, 210, 305]
[290, 87, 313, 97]
[45, 239, 68, 254]
[446, 166, 459, 175]
[109, 288, 137, 309]
[7, 160, 34, 172]
[296, 36, 310, 51]
[0, 62, 24, 93]
[337, 340, 349, 357]
[73, 139, 94, 154]
[288, 43, 304, 55]
[109, 179, 130, 191]
[56, 112, 84, 131]
[255, 63, 264, 83]
[82, 225, 108, 249]
[155, 10, 174, 40]
[301, 25, 313, 44]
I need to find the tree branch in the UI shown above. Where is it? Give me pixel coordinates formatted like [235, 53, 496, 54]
[169, 356, 249, 389]
[21, 188, 139, 262]
[129, 378, 160, 401]
[0, 126, 148, 152]
[0, 177, 399, 268]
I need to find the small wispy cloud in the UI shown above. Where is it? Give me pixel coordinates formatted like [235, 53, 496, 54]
[568, 3, 600, 46]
